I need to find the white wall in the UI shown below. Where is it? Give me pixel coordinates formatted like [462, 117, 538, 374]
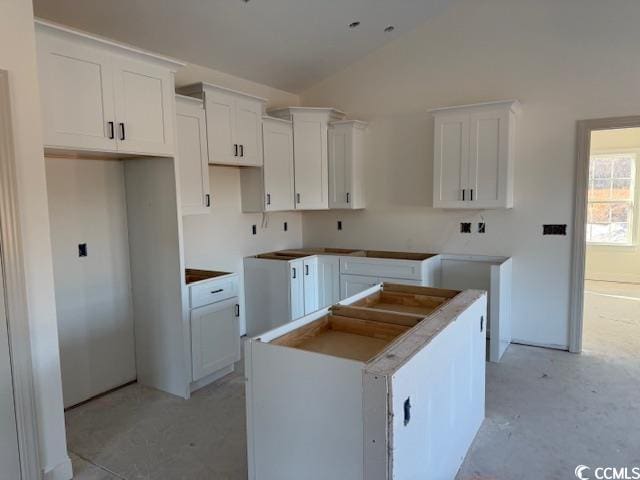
[46, 157, 136, 407]
[0, 1, 70, 478]
[299, 0, 640, 349]
[176, 64, 303, 334]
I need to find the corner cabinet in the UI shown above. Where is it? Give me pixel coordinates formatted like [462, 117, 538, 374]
[328, 120, 368, 209]
[176, 95, 211, 215]
[431, 100, 519, 209]
[270, 107, 345, 210]
[177, 83, 266, 167]
[35, 20, 182, 157]
[240, 117, 295, 212]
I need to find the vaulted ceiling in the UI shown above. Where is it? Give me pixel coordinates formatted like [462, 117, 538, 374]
[33, 0, 453, 93]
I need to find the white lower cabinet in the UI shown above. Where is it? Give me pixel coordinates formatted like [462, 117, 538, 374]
[246, 284, 487, 480]
[191, 297, 240, 381]
[244, 254, 321, 336]
[317, 255, 340, 308]
[187, 273, 241, 384]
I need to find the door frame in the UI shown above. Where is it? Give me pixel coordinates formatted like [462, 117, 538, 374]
[569, 115, 640, 353]
[0, 69, 41, 478]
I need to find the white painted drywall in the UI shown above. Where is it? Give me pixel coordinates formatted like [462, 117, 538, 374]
[299, 0, 640, 349]
[46, 157, 136, 408]
[176, 66, 303, 335]
[0, 1, 70, 478]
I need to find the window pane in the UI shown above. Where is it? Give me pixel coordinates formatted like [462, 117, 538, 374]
[612, 179, 632, 201]
[590, 223, 610, 242]
[613, 157, 633, 178]
[593, 158, 612, 178]
[610, 202, 630, 222]
[610, 223, 630, 243]
[590, 202, 610, 223]
[589, 179, 611, 200]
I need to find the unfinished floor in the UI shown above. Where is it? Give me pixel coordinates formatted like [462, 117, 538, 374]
[70, 282, 640, 479]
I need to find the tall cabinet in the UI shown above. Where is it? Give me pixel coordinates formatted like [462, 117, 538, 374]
[270, 107, 345, 210]
[431, 100, 519, 209]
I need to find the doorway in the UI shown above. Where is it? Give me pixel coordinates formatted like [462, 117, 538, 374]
[570, 118, 640, 354]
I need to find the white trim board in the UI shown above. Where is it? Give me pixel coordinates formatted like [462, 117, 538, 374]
[0, 70, 43, 479]
[570, 115, 640, 353]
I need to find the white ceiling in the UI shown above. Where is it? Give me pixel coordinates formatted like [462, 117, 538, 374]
[33, 0, 453, 93]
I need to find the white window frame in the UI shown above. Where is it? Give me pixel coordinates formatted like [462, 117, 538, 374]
[586, 148, 639, 248]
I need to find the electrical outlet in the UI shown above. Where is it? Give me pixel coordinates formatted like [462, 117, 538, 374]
[478, 222, 486, 233]
[78, 243, 87, 257]
[283, 222, 288, 231]
[337, 221, 343, 231]
[460, 222, 472, 233]
[252, 225, 257, 235]
[543, 224, 567, 235]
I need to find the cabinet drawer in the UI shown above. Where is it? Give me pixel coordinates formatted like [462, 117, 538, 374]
[340, 257, 423, 281]
[190, 277, 239, 308]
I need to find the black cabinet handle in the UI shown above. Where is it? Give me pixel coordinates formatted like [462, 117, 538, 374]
[235, 304, 240, 317]
[239, 144, 244, 157]
[266, 193, 271, 205]
[296, 193, 301, 204]
[346, 192, 350, 204]
[119, 123, 126, 141]
[205, 194, 211, 207]
[480, 316, 484, 332]
[292, 267, 297, 279]
[234, 144, 238, 157]
[305, 264, 309, 276]
[210, 288, 223, 294]
[107, 121, 115, 139]
[470, 189, 474, 201]
[462, 189, 466, 201]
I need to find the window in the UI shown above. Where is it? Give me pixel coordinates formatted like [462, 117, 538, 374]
[587, 153, 636, 245]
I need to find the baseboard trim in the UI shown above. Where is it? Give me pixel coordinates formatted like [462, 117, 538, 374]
[510, 338, 569, 352]
[43, 456, 73, 480]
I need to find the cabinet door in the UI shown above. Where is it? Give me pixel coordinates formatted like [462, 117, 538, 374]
[468, 109, 509, 208]
[293, 116, 329, 209]
[176, 98, 210, 215]
[263, 120, 295, 211]
[317, 256, 340, 308]
[113, 57, 175, 156]
[235, 98, 263, 166]
[433, 113, 469, 208]
[303, 257, 319, 315]
[340, 274, 380, 300]
[328, 125, 352, 209]
[191, 297, 240, 381]
[204, 89, 237, 165]
[37, 32, 117, 151]
[289, 260, 305, 320]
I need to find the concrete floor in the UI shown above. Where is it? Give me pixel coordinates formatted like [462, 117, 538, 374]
[69, 281, 640, 479]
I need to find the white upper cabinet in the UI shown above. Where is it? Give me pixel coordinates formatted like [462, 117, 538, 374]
[431, 100, 519, 209]
[270, 107, 345, 210]
[112, 57, 175, 156]
[240, 117, 294, 212]
[35, 20, 183, 157]
[178, 83, 266, 167]
[176, 95, 210, 215]
[328, 120, 368, 209]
